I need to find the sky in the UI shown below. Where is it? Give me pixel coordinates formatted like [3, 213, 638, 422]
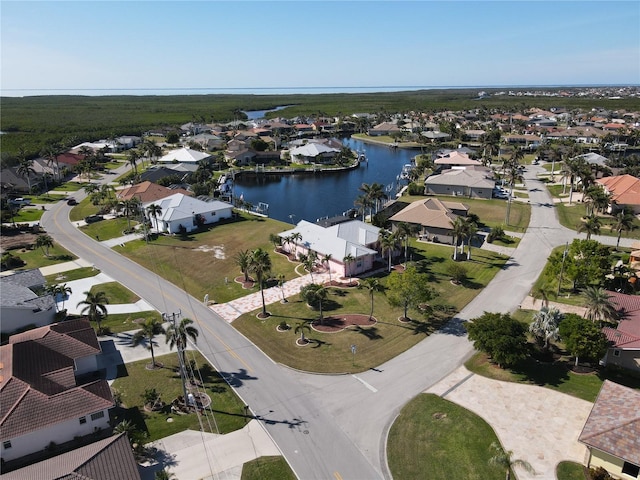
[1, 1, 639, 93]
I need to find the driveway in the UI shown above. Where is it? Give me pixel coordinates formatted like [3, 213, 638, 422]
[426, 366, 593, 480]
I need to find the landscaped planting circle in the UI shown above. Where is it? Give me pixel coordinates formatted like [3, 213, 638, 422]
[311, 314, 377, 333]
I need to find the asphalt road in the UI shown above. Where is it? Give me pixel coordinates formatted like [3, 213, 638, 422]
[41, 165, 632, 479]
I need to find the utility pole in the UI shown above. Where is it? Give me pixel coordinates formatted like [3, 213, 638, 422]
[163, 310, 188, 405]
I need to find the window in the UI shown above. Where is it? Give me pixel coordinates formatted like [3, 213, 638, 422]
[613, 349, 621, 357]
[3, 441, 11, 449]
[91, 411, 105, 421]
[79, 416, 87, 424]
[622, 462, 640, 478]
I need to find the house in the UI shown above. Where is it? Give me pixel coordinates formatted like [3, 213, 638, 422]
[1, 433, 141, 479]
[368, 122, 402, 136]
[388, 198, 469, 244]
[0, 319, 114, 463]
[116, 180, 192, 204]
[157, 147, 211, 164]
[139, 166, 189, 184]
[143, 193, 233, 234]
[601, 290, 640, 373]
[289, 142, 340, 164]
[0, 269, 56, 334]
[424, 168, 495, 199]
[596, 175, 640, 214]
[578, 381, 640, 479]
[434, 151, 482, 171]
[0, 167, 41, 194]
[279, 220, 380, 278]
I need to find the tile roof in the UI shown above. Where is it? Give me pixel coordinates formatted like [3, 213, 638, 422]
[1, 433, 141, 480]
[602, 291, 640, 349]
[116, 180, 191, 203]
[389, 198, 467, 230]
[425, 168, 495, 189]
[434, 151, 482, 166]
[0, 319, 112, 441]
[579, 381, 640, 465]
[596, 174, 640, 206]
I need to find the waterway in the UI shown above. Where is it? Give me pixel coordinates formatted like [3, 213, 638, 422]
[234, 138, 419, 224]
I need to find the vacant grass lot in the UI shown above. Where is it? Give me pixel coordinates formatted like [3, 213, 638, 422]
[387, 393, 503, 480]
[11, 243, 77, 269]
[45, 266, 100, 283]
[53, 181, 87, 192]
[234, 246, 508, 373]
[69, 197, 101, 222]
[116, 214, 296, 304]
[11, 208, 44, 223]
[111, 352, 246, 442]
[103, 310, 162, 334]
[24, 194, 67, 204]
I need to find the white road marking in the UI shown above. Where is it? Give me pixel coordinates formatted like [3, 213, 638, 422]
[352, 375, 378, 393]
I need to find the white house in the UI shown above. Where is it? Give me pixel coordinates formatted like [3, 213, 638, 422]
[144, 193, 233, 234]
[0, 269, 56, 335]
[279, 220, 380, 278]
[158, 147, 211, 164]
[0, 319, 113, 463]
[289, 142, 340, 164]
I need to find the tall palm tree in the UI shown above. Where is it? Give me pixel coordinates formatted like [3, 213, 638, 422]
[577, 214, 601, 240]
[41, 142, 63, 182]
[323, 253, 333, 283]
[395, 222, 417, 264]
[146, 203, 162, 231]
[132, 317, 166, 368]
[77, 290, 109, 333]
[450, 217, 467, 261]
[613, 208, 636, 250]
[359, 277, 384, 319]
[289, 232, 302, 256]
[463, 216, 478, 260]
[488, 442, 535, 480]
[379, 230, 397, 272]
[248, 248, 272, 318]
[16, 157, 36, 193]
[234, 249, 251, 282]
[343, 253, 355, 281]
[121, 198, 141, 230]
[35, 234, 54, 257]
[165, 317, 199, 366]
[582, 286, 618, 324]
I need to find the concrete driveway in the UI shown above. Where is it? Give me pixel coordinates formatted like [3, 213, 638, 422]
[426, 366, 593, 480]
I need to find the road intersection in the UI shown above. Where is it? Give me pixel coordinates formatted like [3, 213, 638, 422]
[40, 165, 632, 479]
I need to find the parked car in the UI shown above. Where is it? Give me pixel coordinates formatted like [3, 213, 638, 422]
[84, 215, 104, 224]
[8, 197, 31, 206]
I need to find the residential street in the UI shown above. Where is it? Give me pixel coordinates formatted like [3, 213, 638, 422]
[40, 164, 632, 479]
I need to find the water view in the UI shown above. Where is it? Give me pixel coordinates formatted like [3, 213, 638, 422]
[234, 138, 419, 224]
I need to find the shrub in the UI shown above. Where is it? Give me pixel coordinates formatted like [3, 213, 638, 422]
[487, 226, 505, 243]
[447, 263, 468, 284]
[589, 467, 612, 480]
[1, 252, 25, 269]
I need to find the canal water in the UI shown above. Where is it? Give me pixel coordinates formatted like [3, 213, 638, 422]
[234, 138, 418, 224]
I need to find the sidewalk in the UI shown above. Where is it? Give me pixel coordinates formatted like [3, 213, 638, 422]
[426, 366, 593, 480]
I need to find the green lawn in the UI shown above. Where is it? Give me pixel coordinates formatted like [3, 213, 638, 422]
[11, 243, 77, 269]
[234, 246, 508, 373]
[102, 310, 161, 334]
[465, 351, 640, 402]
[490, 234, 521, 248]
[110, 352, 247, 442]
[241, 457, 296, 480]
[387, 393, 504, 480]
[24, 194, 67, 204]
[557, 461, 588, 480]
[80, 217, 139, 241]
[116, 214, 297, 304]
[45, 266, 100, 283]
[11, 208, 44, 223]
[90, 281, 140, 304]
[69, 197, 101, 222]
[53, 181, 87, 192]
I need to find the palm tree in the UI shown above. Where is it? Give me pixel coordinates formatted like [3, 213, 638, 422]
[395, 222, 417, 264]
[35, 234, 54, 257]
[463, 216, 478, 260]
[146, 203, 162, 231]
[359, 277, 384, 319]
[121, 198, 141, 230]
[289, 232, 302, 256]
[41, 142, 63, 182]
[529, 306, 562, 351]
[379, 230, 397, 272]
[248, 248, 272, 318]
[323, 253, 333, 283]
[165, 317, 199, 366]
[343, 253, 355, 281]
[583, 286, 618, 324]
[132, 318, 166, 368]
[16, 157, 36, 193]
[77, 290, 109, 333]
[613, 208, 636, 250]
[277, 274, 288, 303]
[294, 322, 311, 344]
[488, 441, 535, 480]
[127, 149, 141, 175]
[577, 214, 601, 240]
[450, 217, 467, 261]
[234, 249, 251, 282]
